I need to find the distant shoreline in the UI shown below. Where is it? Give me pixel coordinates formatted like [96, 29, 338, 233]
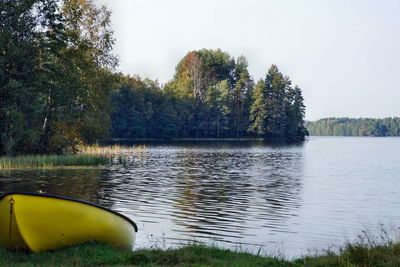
[109, 137, 264, 142]
[306, 117, 400, 136]
[107, 137, 309, 143]
[307, 135, 400, 138]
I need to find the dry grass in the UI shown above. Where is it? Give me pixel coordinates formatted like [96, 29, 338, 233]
[76, 144, 147, 156]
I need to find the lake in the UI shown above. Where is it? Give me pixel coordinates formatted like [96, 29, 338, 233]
[1, 137, 399, 257]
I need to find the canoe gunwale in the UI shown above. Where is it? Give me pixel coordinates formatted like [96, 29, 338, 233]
[0, 192, 138, 232]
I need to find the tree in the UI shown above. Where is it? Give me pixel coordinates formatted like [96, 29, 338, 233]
[169, 49, 238, 138]
[214, 80, 231, 137]
[248, 65, 307, 140]
[233, 56, 253, 137]
[248, 80, 267, 136]
[184, 52, 204, 99]
[306, 117, 400, 137]
[37, 0, 117, 152]
[285, 85, 308, 139]
[0, 0, 63, 154]
[264, 64, 290, 137]
[0, 0, 117, 154]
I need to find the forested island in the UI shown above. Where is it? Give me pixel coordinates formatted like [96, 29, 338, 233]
[1, 0, 307, 155]
[306, 118, 400, 136]
[112, 53, 308, 141]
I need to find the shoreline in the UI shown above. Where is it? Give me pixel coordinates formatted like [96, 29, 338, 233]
[109, 137, 265, 142]
[107, 137, 308, 143]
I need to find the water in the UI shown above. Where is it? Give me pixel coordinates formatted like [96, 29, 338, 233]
[1, 137, 399, 257]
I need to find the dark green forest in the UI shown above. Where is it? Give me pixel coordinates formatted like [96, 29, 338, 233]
[111, 52, 308, 141]
[1, 0, 116, 154]
[1, 0, 307, 155]
[306, 118, 400, 136]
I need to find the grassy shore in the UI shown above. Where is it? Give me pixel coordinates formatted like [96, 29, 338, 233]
[0, 145, 148, 170]
[1, 241, 399, 267]
[0, 154, 110, 170]
[76, 144, 147, 155]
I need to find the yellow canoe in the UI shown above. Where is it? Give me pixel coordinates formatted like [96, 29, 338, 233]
[0, 192, 137, 252]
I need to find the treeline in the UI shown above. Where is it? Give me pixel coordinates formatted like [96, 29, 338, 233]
[1, 0, 307, 155]
[111, 50, 308, 140]
[1, 0, 116, 154]
[306, 118, 400, 136]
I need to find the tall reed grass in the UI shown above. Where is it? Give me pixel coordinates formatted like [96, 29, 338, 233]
[76, 144, 147, 155]
[0, 154, 110, 170]
[0, 144, 147, 169]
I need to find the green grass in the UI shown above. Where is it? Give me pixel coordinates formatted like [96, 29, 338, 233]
[0, 144, 148, 169]
[295, 241, 400, 267]
[0, 154, 110, 170]
[1, 241, 400, 267]
[0, 243, 292, 267]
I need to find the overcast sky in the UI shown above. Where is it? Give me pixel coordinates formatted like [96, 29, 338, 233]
[94, 0, 400, 121]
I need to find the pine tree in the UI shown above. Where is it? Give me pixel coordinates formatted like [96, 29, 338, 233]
[0, 0, 62, 154]
[285, 85, 308, 139]
[264, 64, 289, 137]
[248, 65, 307, 140]
[232, 56, 253, 137]
[248, 80, 267, 135]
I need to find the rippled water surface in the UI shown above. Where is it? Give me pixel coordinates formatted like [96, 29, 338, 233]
[1, 137, 400, 256]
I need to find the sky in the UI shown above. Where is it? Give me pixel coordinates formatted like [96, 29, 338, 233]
[94, 0, 400, 121]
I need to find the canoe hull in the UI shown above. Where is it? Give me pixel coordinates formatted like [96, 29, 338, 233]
[0, 193, 137, 252]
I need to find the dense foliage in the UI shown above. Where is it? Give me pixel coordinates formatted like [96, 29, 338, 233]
[111, 50, 308, 140]
[306, 117, 400, 136]
[111, 75, 180, 139]
[1, 2, 307, 155]
[248, 65, 308, 139]
[0, 0, 116, 154]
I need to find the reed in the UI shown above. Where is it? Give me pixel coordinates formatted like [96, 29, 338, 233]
[0, 144, 148, 169]
[0, 154, 110, 170]
[77, 144, 147, 156]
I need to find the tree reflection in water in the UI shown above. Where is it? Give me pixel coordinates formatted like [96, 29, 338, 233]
[100, 141, 305, 249]
[0, 141, 305, 250]
[0, 168, 115, 208]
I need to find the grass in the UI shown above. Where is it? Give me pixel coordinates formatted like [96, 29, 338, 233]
[76, 144, 147, 155]
[0, 154, 110, 170]
[0, 144, 148, 169]
[296, 241, 400, 267]
[0, 243, 292, 267]
[0, 240, 400, 267]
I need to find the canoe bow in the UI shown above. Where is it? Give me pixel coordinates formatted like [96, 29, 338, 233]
[0, 192, 138, 252]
